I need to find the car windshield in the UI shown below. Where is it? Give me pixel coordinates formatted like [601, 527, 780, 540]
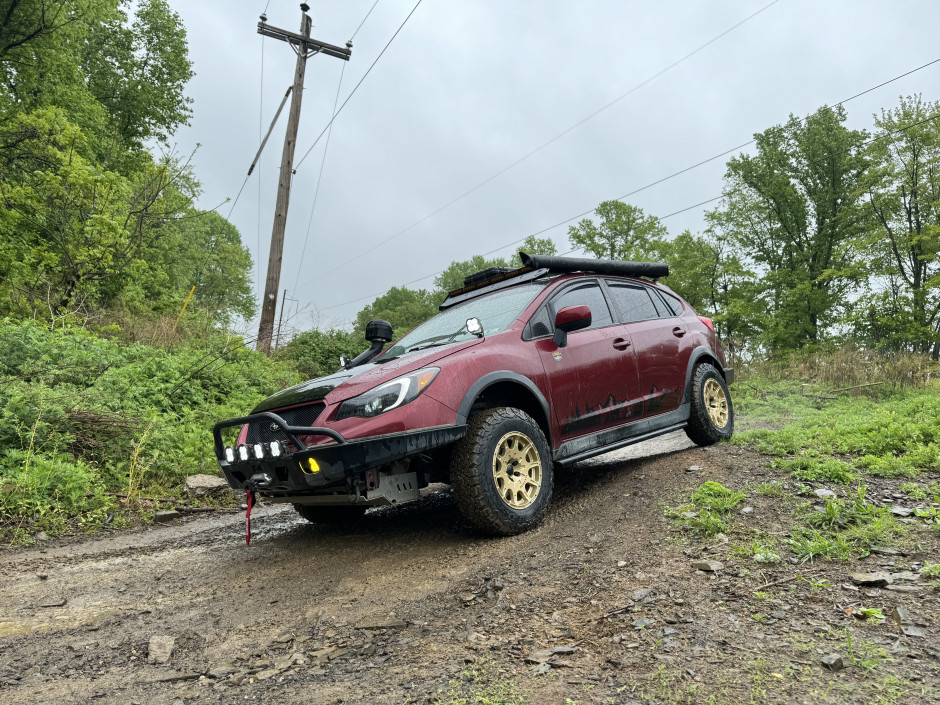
[379, 284, 545, 360]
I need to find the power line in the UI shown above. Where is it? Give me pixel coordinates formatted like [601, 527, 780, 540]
[293, 61, 348, 291]
[305, 54, 940, 291]
[350, 0, 381, 41]
[298, 0, 783, 287]
[293, 0, 424, 171]
[315, 109, 940, 316]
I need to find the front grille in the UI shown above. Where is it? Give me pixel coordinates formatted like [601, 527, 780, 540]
[246, 403, 325, 444]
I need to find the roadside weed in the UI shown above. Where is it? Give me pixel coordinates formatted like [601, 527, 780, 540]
[692, 481, 746, 512]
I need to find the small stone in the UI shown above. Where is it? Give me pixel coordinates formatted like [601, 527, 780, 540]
[770, 611, 787, 620]
[553, 646, 576, 655]
[153, 510, 182, 523]
[891, 506, 913, 517]
[870, 547, 901, 556]
[849, 572, 892, 587]
[35, 531, 48, 541]
[37, 574, 48, 580]
[662, 627, 678, 636]
[889, 606, 912, 626]
[687, 465, 701, 473]
[679, 510, 698, 519]
[38, 597, 67, 608]
[148, 635, 175, 665]
[814, 489, 837, 499]
[632, 588, 653, 601]
[525, 649, 554, 663]
[739, 506, 754, 515]
[206, 663, 235, 679]
[616, 560, 627, 568]
[821, 653, 843, 671]
[356, 617, 406, 630]
[691, 560, 723, 572]
[632, 619, 654, 630]
[902, 626, 925, 638]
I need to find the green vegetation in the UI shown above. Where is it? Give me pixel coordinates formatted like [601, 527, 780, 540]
[0, 318, 297, 540]
[667, 481, 746, 536]
[436, 659, 527, 705]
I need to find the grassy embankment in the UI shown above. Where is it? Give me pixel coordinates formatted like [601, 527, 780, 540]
[0, 318, 300, 542]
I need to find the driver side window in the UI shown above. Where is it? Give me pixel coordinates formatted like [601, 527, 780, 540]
[550, 281, 612, 330]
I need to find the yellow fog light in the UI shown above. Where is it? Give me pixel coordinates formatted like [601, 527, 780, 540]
[300, 457, 320, 474]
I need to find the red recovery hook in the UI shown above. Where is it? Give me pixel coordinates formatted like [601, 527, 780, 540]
[245, 489, 254, 545]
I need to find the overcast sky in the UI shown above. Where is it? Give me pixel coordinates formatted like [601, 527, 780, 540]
[165, 0, 940, 337]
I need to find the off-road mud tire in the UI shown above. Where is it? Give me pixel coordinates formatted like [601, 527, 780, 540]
[450, 407, 553, 536]
[292, 504, 368, 524]
[684, 362, 734, 447]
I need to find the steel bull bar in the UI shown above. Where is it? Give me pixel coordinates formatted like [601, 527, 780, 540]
[212, 412, 466, 492]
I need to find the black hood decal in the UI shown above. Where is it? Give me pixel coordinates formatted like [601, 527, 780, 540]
[251, 367, 361, 413]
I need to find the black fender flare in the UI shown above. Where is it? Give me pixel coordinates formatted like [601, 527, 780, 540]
[682, 347, 727, 404]
[456, 371, 551, 429]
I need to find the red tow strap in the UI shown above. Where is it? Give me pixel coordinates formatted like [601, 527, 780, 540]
[245, 489, 254, 546]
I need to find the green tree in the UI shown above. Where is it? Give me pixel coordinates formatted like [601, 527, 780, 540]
[0, 109, 195, 315]
[854, 95, 940, 357]
[708, 105, 869, 350]
[277, 328, 361, 379]
[510, 234, 557, 266]
[567, 201, 667, 261]
[82, 0, 193, 146]
[434, 255, 510, 293]
[354, 286, 439, 337]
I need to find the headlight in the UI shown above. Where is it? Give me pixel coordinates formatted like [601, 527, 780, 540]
[224, 447, 236, 463]
[336, 367, 439, 420]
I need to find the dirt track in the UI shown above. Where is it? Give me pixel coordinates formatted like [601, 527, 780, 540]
[1, 432, 937, 704]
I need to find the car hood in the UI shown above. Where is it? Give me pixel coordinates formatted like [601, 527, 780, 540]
[251, 338, 484, 413]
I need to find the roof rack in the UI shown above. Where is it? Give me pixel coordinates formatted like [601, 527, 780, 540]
[438, 252, 670, 310]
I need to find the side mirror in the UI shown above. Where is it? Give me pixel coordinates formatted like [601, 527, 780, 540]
[552, 305, 591, 348]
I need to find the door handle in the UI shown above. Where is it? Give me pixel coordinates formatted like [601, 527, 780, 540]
[612, 338, 631, 350]
[672, 327, 686, 338]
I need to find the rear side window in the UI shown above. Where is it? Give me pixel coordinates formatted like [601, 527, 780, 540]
[550, 281, 613, 329]
[657, 290, 684, 316]
[605, 282, 659, 323]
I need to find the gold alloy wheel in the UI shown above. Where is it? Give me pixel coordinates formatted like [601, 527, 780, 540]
[492, 431, 542, 510]
[703, 378, 729, 428]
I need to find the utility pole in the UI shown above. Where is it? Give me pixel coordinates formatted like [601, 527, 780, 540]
[256, 3, 351, 354]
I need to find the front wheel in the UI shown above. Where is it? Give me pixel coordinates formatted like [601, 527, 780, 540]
[450, 407, 553, 536]
[684, 363, 734, 446]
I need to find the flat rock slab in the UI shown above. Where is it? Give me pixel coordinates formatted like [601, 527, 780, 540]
[821, 653, 844, 671]
[148, 635, 176, 665]
[184, 474, 232, 497]
[153, 510, 182, 523]
[814, 489, 837, 499]
[849, 572, 892, 587]
[356, 617, 406, 630]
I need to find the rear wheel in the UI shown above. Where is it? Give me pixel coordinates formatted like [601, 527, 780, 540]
[292, 504, 368, 524]
[684, 363, 734, 446]
[450, 407, 553, 535]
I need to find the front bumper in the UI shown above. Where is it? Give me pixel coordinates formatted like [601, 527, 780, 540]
[212, 412, 466, 494]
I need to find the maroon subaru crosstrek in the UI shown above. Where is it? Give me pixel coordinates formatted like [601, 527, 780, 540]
[214, 253, 734, 536]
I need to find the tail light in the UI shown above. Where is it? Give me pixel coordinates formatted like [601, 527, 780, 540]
[698, 316, 715, 332]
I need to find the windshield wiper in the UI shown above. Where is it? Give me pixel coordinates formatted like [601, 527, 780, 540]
[406, 341, 451, 353]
